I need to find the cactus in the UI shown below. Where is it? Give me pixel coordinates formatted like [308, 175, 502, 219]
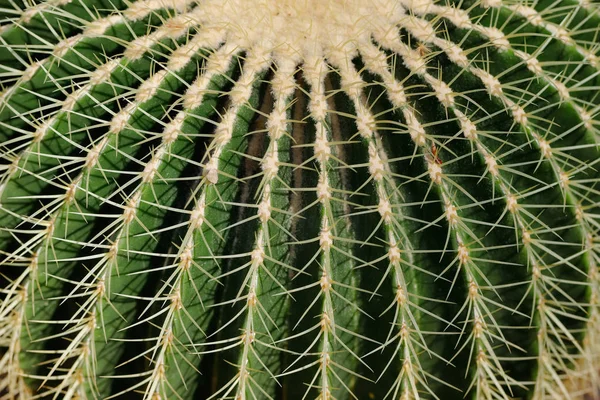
[0, 0, 599, 399]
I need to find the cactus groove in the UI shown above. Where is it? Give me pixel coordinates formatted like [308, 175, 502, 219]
[0, 0, 599, 399]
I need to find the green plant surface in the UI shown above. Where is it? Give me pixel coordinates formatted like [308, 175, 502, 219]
[0, 0, 599, 399]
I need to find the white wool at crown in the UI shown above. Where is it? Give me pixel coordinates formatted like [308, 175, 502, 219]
[193, 0, 406, 62]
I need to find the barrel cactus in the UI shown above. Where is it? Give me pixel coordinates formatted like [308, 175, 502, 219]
[0, 0, 599, 399]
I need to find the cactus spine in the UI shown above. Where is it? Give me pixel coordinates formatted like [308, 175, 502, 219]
[0, 0, 599, 399]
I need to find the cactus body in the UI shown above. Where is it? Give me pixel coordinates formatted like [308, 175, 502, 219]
[0, 0, 599, 399]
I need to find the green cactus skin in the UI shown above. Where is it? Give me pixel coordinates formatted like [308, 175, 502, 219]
[0, 0, 599, 399]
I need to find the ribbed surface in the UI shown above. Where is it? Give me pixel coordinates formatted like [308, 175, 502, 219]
[0, 0, 599, 399]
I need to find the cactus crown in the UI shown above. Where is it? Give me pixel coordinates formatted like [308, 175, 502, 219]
[0, 0, 599, 399]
